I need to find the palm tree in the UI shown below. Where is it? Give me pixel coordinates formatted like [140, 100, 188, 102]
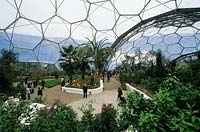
[86, 37, 113, 74]
[59, 45, 78, 84]
[77, 45, 93, 79]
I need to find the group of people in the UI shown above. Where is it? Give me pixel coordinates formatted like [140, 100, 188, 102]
[25, 79, 45, 100]
[101, 70, 117, 83]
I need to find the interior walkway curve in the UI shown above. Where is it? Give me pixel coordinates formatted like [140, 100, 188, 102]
[30, 77, 121, 117]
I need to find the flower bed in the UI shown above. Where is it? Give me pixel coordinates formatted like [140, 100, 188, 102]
[62, 80, 103, 95]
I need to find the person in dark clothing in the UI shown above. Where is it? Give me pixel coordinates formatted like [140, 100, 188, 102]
[37, 87, 43, 96]
[107, 71, 111, 82]
[83, 84, 88, 98]
[33, 81, 36, 88]
[117, 87, 123, 99]
[117, 87, 126, 105]
[25, 77, 28, 85]
[41, 80, 45, 89]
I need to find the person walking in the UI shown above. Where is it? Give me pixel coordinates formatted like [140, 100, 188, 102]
[83, 83, 88, 98]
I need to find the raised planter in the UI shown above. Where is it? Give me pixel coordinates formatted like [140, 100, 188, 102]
[125, 83, 151, 99]
[61, 80, 104, 95]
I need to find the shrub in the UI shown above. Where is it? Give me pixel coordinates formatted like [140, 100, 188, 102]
[93, 105, 119, 132]
[141, 78, 162, 93]
[26, 105, 79, 132]
[132, 70, 146, 84]
[175, 62, 193, 83]
[0, 99, 27, 132]
[119, 73, 129, 84]
[119, 75, 200, 131]
[119, 91, 152, 131]
[32, 96, 47, 104]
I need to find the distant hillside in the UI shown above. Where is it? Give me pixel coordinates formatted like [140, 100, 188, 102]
[0, 32, 199, 65]
[0, 32, 85, 63]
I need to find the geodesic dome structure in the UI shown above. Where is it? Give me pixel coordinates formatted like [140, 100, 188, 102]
[0, 0, 200, 69]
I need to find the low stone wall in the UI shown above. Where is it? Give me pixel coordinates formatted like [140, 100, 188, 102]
[61, 80, 104, 95]
[125, 83, 151, 99]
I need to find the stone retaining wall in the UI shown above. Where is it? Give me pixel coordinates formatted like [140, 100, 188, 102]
[125, 83, 151, 99]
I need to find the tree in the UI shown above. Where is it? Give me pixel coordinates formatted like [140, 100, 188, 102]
[0, 49, 18, 94]
[155, 50, 164, 78]
[86, 37, 113, 74]
[135, 48, 142, 70]
[59, 45, 78, 84]
[77, 45, 93, 79]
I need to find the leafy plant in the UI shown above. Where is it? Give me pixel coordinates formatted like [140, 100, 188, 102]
[26, 105, 79, 132]
[0, 99, 27, 132]
[0, 49, 18, 94]
[32, 96, 47, 104]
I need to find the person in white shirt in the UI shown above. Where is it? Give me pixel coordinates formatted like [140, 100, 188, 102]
[26, 84, 31, 100]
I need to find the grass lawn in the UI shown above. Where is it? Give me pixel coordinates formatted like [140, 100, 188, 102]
[39, 79, 61, 88]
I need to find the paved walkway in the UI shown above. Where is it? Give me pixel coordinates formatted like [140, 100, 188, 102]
[69, 78, 121, 117]
[30, 77, 121, 117]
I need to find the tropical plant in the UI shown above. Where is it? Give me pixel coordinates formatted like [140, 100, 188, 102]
[175, 62, 193, 83]
[120, 75, 200, 131]
[86, 37, 113, 74]
[59, 45, 78, 84]
[0, 49, 18, 94]
[155, 50, 165, 78]
[77, 45, 93, 79]
[0, 98, 27, 132]
[93, 105, 119, 132]
[26, 105, 79, 132]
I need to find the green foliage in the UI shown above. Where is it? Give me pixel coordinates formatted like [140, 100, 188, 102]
[120, 75, 200, 131]
[12, 82, 26, 98]
[26, 105, 79, 132]
[59, 45, 79, 84]
[0, 99, 27, 132]
[119, 73, 129, 84]
[39, 79, 61, 88]
[169, 103, 200, 132]
[32, 96, 47, 104]
[132, 69, 146, 84]
[119, 91, 152, 130]
[190, 60, 200, 86]
[141, 78, 162, 93]
[155, 50, 165, 78]
[93, 106, 119, 132]
[138, 112, 160, 132]
[79, 101, 95, 131]
[0, 49, 18, 94]
[86, 37, 113, 74]
[175, 62, 193, 83]
[163, 74, 180, 90]
[79, 102, 119, 132]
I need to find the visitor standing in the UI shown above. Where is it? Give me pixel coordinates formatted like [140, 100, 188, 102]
[101, 73, 105, 83]
[117, 87, 123, 100]
[117, 87, 126, 104]
[37, 87, 43, 96]
[91, 73, 94, 85]
[83, 84, 88, 98]
[26, 84, 31, 100]
[107, 71, 111, 82]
